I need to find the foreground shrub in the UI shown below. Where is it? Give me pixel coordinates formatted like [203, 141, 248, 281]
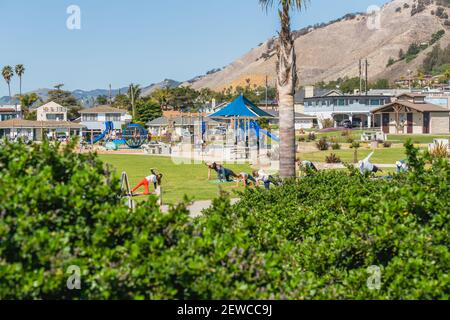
[429, 142, 450, 159]
[0, 140, 448, 300]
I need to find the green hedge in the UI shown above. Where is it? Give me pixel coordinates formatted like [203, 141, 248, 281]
[0, 140, 448, 299]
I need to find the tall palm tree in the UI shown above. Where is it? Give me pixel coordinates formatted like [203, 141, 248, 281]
[15, 64, 25, 97]
[128, 83, 141, 120]
[2, 65, 14, 103]
[259, 0, 306, 178]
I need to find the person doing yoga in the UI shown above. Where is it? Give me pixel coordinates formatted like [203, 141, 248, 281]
[207, 162, 238, 182]
[131, 169, 163, 195]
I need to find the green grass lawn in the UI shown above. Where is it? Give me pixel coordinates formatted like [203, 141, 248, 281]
[387, 134, 449, 144]
[301, 129, 448, 145]
[98, 154, 252, 205]
[299, 147, 409, 164]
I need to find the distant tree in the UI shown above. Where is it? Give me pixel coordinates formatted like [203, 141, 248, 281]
[24, 110, 37, 121]
[387, 57, 396, 67]
[421, 44, 450, 73]
[2, 66, 14, 102]
[46, 84, 81, 120]
[96, 95, 108, 105]
[443, 67, 450, 80]
[19, 93, 41, 117]
[399, 49, 405, 60]
[15, 64, 25, 97]
[127, 84, 141, 119]
[339, 77, 363, 94]
[47, 84, 78, 106]
[112, 94, 131, 111]
[150, 88, 172, 110]
[407, 43, 420, 56]
[134, 98, 163, 125]
[370, 79, 390, 89]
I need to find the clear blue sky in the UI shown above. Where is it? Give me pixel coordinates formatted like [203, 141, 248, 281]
[0, 0, 389, 96]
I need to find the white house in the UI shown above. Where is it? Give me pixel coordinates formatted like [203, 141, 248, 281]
[79, 106, 132, 133]
[0, 104, 22, 121]
[37, 101, 67, 121]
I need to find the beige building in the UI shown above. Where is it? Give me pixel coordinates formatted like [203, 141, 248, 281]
[0, 119, 85, 141]
[37, 101, 68, 121]
[372, 93, 450, 134]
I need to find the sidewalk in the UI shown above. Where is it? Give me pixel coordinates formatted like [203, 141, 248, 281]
[161, 198, 240, 218]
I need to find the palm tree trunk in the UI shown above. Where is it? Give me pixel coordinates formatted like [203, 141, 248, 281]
[19, 76, 22, 97]
[8, 83, 11, 103]
[277, 4, 297, 179]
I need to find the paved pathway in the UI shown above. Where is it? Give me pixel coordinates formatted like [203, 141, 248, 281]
[161, 198, 239, 217]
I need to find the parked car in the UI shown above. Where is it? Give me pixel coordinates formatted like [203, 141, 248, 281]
[57, 135, 68, 142]
[340, 120, 353, 129]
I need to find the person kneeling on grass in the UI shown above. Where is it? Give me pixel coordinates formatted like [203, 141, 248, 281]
[131, 169, 163, 195]
[207, 162, 238, 182]
[396, 160, 408, 174]
[299, 160, 318, 176]
[253, 169, 278, 190]
[235, 172, 257, 188]
[359, 152, 381, 175]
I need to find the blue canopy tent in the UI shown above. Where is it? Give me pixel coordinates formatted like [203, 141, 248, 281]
[208, 95, 277, 156]
[209, 95, 274, 118]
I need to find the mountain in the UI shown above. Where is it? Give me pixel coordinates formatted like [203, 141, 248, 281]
[141, 79, 181, 96]
[0, 79, 181, 107]
[186, 0, 450, 91]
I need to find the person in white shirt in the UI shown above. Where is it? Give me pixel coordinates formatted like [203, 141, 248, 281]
[253, 169, 278, 190]
[359, 152, 381, 175]
[396, 160, 408, 174]
[131, 169, 163, 195]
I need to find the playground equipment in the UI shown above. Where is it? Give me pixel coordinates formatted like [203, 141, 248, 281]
[91, 121, 114, 144]
[105, 141, 118, 151]
[123, 124, 148, 149]
[249, 120, 280, 143]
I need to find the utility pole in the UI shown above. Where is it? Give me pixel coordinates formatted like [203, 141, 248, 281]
[109, 84, 112, 105]
[365, 59, 369, 95]
[359, 59, 362, 94]
[265, 75, 269, 109]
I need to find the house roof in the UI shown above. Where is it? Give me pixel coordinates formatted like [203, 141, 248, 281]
[147, 117, 169, 126]
[0, 108, 17, 113]
[38, 101, 67, 111]
[397, 93, 426, 99]
[0, 119, 86, 129]
[372, 101, 449, 114]
[80, 105, 128, 114]
[265, 110, 317, 119]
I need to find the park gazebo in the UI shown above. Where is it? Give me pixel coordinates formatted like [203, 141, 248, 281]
[209, 95, 275, 155]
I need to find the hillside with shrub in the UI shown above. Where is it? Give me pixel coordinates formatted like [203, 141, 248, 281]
[0, 140, 448, 299]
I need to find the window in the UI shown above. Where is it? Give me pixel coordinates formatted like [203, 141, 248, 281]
[370, 99, 381, 106]
[106, 113, 121, 121]
[46, 114, 65, 121]
[338, 99, 345, 106]
[82, 114, 98, 121]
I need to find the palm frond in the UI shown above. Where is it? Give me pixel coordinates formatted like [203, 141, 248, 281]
[259, 0, 308, 11]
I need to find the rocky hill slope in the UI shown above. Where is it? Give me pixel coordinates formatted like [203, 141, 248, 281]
[187, 0, 450, 91]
